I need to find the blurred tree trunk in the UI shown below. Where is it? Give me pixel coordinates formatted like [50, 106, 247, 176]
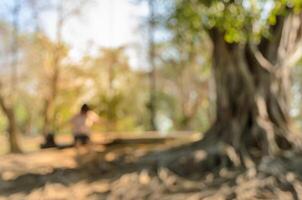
[42, 49, 61, 135]
[204, 13, 302, 167]
[42, 3, 63, 135]
[42, 99, 52, 135]
[148, 0, 157, 130]
[0, 96, 21, 153]
[0, 0, 23, 153]
[41, 0, 88, 135]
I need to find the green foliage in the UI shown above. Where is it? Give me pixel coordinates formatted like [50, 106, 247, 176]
[170, 0, 302, 43]
[171, 0, 250, 42]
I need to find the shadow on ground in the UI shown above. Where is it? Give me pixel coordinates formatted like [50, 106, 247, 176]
[1, 140, 302, 200]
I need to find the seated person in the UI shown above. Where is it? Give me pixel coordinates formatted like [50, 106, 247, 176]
[69, 104, 100, 146]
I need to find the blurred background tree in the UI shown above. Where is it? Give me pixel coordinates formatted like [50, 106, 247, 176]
[0, 0, 302, 156]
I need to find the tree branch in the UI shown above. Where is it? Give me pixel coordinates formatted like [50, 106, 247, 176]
[278, 12, 302, 67]
[249, 43, 274, 73]
[258, 15, 286, 64]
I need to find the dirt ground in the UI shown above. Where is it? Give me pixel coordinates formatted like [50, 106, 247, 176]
[1, 134, 302, 200]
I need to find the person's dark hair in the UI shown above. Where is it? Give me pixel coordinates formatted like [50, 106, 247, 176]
[80, 104, 90, 114]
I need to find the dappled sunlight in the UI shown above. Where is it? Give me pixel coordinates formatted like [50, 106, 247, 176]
[1, 0, 302, 199]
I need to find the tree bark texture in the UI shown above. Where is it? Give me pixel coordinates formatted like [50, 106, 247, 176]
[203, 12, 302, 168]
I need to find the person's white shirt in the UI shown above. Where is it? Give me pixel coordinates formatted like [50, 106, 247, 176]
[69, 111, 100, 135]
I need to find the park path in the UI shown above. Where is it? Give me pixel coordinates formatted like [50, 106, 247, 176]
[0, 132, 200, 200]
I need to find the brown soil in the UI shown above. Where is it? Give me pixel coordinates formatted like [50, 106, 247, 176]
[1, 137, 302, 200]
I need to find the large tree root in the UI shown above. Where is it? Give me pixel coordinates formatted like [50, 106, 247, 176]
[151, 143, 302, 199]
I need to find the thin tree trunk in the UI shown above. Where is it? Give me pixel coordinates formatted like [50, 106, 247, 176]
[0, 0, 23, 153]
[148, 0, 157, 130]
[42, 99, 51, 135]
[42, 2, 63, 135]
[7, 110, 22, 153]
[0, 96, 21, 153]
